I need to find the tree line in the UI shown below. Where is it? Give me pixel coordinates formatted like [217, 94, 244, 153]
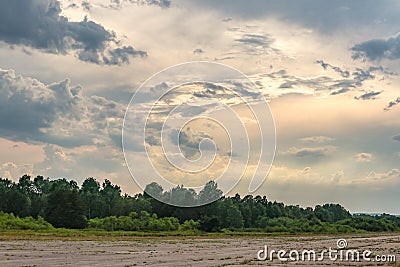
[0, 175, 399, 233]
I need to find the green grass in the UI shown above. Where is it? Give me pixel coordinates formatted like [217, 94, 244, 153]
[3, 228, 282, 240]
[0, 228, 202, 240]
[0, 228, 394, 241]
[0, 228, 274, 241]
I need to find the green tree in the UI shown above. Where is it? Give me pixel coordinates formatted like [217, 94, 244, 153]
[30, 176, 51, 217]
[81, 177, 102, 219]
[198, 181, 223, 205]
[45, 180, 87, 228]
[0, 178, 13, 212]
[199, 216, 220, 232]
[7, 184, 31, 217]
[226, 204, 244, 229]
[100, 179, 122, 217]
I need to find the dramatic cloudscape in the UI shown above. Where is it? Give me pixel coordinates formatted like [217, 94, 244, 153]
[0, 0, 399, 213]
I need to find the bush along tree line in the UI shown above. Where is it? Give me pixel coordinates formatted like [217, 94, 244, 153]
[0, 175, 399, 233]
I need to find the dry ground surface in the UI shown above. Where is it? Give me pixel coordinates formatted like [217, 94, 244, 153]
[0, 233, 399, 266]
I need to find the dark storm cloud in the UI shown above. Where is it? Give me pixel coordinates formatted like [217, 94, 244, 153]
[181, 0, 400, 33]
[354, 90, 382, 100]
[0, 0, 146, 65]
[0, 68, 124, 148]
[384, 97, 400, 111]
[351, 33, 400, 61]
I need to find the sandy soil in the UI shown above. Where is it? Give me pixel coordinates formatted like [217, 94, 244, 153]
[0, 234, 399, 266]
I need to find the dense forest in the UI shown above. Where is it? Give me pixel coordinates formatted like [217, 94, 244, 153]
[0, 175, 399, 233]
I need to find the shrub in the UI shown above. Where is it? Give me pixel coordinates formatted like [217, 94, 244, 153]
[0, 212, 54, 230]
[179, 219, 200, 231]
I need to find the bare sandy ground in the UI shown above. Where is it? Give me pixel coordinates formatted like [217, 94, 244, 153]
[0, 234, 399, 266]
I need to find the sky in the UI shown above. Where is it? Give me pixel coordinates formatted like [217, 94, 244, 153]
[0, 0, 399, 213]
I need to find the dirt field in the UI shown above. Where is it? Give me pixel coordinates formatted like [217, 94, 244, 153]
[0, 234, 399, 266]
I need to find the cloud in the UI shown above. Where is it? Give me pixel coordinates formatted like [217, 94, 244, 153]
[266, 165, 335, 185]
[352, 68, 375, 86]
[253, 70, 356, 99]
[354, 90, 382, 100]
[365, 168, 400, 183]
[32, 143, 125, 181]
[0, 0, 146, 65]
[384, 97, 400, 111]
[81, 1, 91, 11]
[351, 33, 400, 61]
[175, 129, 214, 159]
[0, 68, 124, 148]
[354, 152, 374, 162]
[292, 60, 398, 103]
[330, 88, 350, 96]
[0, 162, 33, 181]
[392, 135, 400, 142]
[232, 32, 278, 56]
[109, 0, 171, 9]
[298, 136, 335, 143]
[285, 146, 336, 158]
[181, 0, 400, 33]
[331, 170, 344, 183]
[193, 48, 205, 54]
[235, 33, 274, 47]
[220, 26, 281, 58]
[315, 61, 395, 92]
[79, 45, 147, 65]
[254, 60, 395, 100]
[316, 60, 350, 78]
